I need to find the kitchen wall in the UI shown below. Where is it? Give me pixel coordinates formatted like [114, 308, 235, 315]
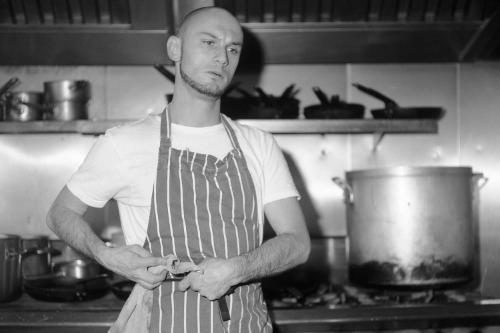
[1, 62, 500, 295]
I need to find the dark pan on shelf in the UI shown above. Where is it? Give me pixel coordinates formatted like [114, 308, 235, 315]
[352, 83, 445, 120]
[304, 104, 365, 119]
[371, 107, 444, 119]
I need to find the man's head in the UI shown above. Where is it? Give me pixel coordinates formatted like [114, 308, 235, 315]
[167, 7, 243, 99]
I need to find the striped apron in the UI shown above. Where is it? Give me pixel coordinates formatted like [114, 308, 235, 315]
[144, 109, 272, 333]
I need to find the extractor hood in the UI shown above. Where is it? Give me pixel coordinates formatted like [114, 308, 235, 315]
[1, 0, 499, 65]
[217, 0, 500, 64]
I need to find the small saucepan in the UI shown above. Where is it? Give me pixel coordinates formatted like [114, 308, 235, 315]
[4, 91, 47, 121]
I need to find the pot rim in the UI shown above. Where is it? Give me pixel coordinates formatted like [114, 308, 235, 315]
[346, 166, 473, 178]
[54, 258, 99, 268]
[43, 79, 89, 85]
[0, 233, 20, 240]
[21, 234, 50, 240]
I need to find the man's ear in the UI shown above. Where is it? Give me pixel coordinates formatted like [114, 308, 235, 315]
[167, 35, 181, 62]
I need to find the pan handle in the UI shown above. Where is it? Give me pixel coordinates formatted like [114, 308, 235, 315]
[21, 247, 61, 258]
[312, 86, 330, 105]
[0, 77, 20, 99]
[473, 173, 488, 190]
[154, 64, 176, 83]
[352, 83, 399, 109]
[332, 177, 354, 204]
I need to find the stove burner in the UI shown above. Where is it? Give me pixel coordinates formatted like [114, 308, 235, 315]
[264, 283, 486, 309]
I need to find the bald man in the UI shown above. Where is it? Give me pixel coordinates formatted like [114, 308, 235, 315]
[47, 6, 310, 332]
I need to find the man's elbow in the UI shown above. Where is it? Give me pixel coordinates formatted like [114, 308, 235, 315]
[46, 202, 72, 233]
[46, 203, 60, 232]
[295, 233, 311, 265]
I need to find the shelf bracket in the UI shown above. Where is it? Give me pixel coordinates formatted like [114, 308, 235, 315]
[372, 131, 385, 152]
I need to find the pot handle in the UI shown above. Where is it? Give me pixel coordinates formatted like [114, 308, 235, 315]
[21, 247, 61, 258]
[332, 177, 354, 204]
[4, 249, 21, 261]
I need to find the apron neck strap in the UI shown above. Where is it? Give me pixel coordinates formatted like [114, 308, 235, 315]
[160, 108, 170, 144]
[160, 107, 242, 153]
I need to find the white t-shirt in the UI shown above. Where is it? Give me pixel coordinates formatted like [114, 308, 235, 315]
[67, 113, 299, 246]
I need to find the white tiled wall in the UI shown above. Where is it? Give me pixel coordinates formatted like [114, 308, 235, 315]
[2, 61, 500, 295]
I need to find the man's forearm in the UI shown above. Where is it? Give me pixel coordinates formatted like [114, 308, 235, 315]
[232, 232, 310, 285]
[47, 204, 107, 262]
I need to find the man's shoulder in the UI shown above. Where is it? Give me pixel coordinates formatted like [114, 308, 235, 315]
[107, 113, 160, 139]
[103, 113, 160, 153]
[225, 116, 274, 145]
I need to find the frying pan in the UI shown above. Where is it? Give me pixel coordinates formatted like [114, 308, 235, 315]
[23, 275, 109, 302]
[304, 87, 365, 119]
[23, 259, 110, 301]
[24, 259, 109, 286]
[352, 83, 444, 119]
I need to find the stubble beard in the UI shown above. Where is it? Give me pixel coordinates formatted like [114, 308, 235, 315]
[179, 65, 226, 98]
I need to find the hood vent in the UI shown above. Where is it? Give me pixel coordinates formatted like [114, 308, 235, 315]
[0, 0, 130, 26]
[1, 0, 499, 65]
[215, 0, 500, 64]
[0, 0, 171, 65]
[216, 0, 497, 24]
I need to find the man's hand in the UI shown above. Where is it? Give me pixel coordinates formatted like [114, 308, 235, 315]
[177, 257, 240, 300]
[98, 245, 169, 289]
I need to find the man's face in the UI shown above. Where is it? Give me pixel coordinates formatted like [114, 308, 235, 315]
[178, 11, 243, 98]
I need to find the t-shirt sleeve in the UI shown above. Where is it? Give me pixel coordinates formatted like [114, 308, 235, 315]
[67, 131, 130, 208]
[262, 134, 300, 205]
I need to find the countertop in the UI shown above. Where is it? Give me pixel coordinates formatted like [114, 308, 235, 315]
[3, 292, 500, 332]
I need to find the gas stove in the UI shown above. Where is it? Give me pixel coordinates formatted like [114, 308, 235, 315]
[263, 282, 500, 332]
[265, 283, 486, 309]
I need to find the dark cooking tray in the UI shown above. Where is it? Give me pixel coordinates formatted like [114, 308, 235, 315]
[23, 276, 109, 302]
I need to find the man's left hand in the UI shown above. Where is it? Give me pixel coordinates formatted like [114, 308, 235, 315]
[177, 257, 240, 300]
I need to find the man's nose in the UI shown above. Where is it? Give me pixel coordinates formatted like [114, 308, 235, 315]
[214, 48, 229, 66]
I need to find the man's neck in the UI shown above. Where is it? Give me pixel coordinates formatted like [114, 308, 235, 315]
[168, 84, 222, 127]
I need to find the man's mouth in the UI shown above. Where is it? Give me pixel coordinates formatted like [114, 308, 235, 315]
[207, 71, 224, 80]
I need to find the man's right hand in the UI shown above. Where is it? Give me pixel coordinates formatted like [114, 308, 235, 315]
[97, 244, 169, 289]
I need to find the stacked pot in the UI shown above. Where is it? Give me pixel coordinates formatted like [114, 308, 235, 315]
[0, 234, 56, 302]
[44, 80, 91, 121]
[1, 79, 91, 121]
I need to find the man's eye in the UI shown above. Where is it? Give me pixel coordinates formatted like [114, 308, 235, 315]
[228, 47, 240, 55]
[202, 40, 215, 46]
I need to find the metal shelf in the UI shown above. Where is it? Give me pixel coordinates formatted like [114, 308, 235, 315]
[0, 119, 438, 134]
[0, 119, 437, 134]
[0, 119, 438, 151]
